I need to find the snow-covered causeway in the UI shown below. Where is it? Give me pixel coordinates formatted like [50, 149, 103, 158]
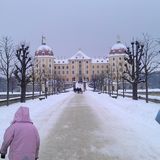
[0, 90, 160, 160]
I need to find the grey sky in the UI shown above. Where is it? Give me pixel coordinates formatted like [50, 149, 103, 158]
[0, 0, 160, 58]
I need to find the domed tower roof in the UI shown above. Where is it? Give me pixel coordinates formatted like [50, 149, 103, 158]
[35, 36, 53, 56]
[110, 41, 127, 54]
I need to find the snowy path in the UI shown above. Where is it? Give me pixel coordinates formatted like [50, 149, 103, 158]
[39, 91, 160, 160]
[39, 93, 109, 160]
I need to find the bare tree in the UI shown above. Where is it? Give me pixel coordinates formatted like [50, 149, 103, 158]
[116, 66, 121, 97]
[51, 72, 55, 95]
[36, 68, 44, 96]
[14, 43, 32, 102]
[10, 76, 17, 93]
[31, 64, 36, 99]
[142, 34, 160, 103]
[0, 37, 15, 106]
[124, 41, 145, 100]
[42, 71, 50, 98]
[91, 74, 97, 91]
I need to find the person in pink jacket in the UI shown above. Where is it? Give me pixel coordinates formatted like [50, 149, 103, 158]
[0, 106, 40, 160]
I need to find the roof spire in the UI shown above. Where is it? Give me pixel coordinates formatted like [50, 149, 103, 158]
[42, 35, 46, 45]
[116, 35, 121, 43]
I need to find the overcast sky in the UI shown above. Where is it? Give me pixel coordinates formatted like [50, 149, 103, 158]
[0, 0, 160, 58]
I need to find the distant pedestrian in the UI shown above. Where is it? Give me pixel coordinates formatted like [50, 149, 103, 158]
[0, 106, 40, 160]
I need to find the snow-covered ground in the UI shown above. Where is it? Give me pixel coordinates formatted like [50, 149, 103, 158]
[86, 91, 160, 159]
[123, 89, 160, 92]
[118, 89, 160, 100]
[0, 89, 160, 159]
[0, 91, 75, 147]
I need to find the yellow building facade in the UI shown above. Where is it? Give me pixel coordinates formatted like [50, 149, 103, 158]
[34, 40, 128, 91]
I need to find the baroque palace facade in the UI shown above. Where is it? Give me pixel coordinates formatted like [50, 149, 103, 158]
[34, 39, 128, 91]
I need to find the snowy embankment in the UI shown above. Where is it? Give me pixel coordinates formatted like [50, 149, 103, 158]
[86, 91, 160, 159]
[0, 91, 74, 146]
[119, 89, 160, 100]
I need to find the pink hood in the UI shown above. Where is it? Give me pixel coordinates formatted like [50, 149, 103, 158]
[12, 106, 32, 124]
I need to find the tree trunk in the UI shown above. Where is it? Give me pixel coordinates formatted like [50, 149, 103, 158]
[132, 82, 138, 100]
[145, 72, 149, 103]
[93, 80, 96, 91]
[52, 77, 53, 95]
[116, 78, 118, 97]
[32, 80, 35, 100]
[21, 80, 26, 103]
[6, 78, 10, 106]
[39, 79, 42, 95]
[122, 78, 125, 98]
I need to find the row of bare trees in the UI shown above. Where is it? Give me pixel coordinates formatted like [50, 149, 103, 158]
[124, 34, 160, 102]
[91, 34, 160, 103]
[0, 36, 66, 105]
[0, 37, 15, 105]
[0, 36, 32, 104]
